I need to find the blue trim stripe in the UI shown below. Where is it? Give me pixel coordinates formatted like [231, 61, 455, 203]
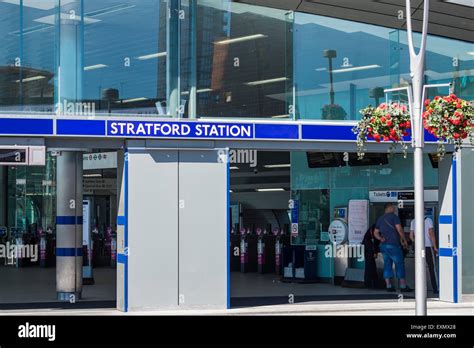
[254, 124, 299, 139]
[57, 119, 106, 136]
[124, 150, 129, 312]
[117, 253, 128, 264]
[56, 247, 83, 257]
[117, 215, 126, 226]
[56, 216, 83, 225]
[0, 118, 54, 135]
[452, 157, 458, 303]
[302, 124, 355, 141]
[439, 215, 453, 224]
[439, 248, 453, 257]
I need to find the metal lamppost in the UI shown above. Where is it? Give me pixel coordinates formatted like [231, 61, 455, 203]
[323, 49, 337, 105]
[395, 0, 451, 316]
[382, 0, 431, 315]
[406, 0, 430, 316]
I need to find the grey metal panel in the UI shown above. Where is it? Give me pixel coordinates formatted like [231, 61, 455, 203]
[127, 149, 179, 310]
[178, 150, 228, 308]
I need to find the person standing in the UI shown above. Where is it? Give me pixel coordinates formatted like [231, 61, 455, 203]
[362, 224, 380, 289]
[373, 203, 412, 292]
[410, 211, 439, 294]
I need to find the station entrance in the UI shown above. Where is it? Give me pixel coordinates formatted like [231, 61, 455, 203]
[0, 139, 460, 311]
[228, 150, 443, 306]
[0, 151, 116, 308]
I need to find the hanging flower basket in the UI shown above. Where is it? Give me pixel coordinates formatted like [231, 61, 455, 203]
[423, 94, 474, 159]
[352, 102, 411, 159]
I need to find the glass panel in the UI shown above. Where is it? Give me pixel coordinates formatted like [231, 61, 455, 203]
[290, 151, 439, 246]
[0, 0, 58, 114]
[7, 153, 56, 232]
[82, 0, 168, 116]
[294, 13, 398, 121]
[424, 35, 474, 100]
[294, 13, 473, 121]
[186, 0, 293, 119]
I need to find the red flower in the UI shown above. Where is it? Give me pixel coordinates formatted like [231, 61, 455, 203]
[424, 99, 430, 106]
[383, 136, 390, 142]
[453, 133, 460, 139]
[456, 103, 461, 109]
[381, 116, 386, 123]
[374, 134, 381, 142]
[386, 120, 393, 127]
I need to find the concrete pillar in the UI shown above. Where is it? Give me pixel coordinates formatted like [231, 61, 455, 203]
[56, 151, 83, 301]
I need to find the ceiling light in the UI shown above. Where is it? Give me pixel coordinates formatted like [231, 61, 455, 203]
[215, 34, 267, 45]
[181, 88, 213, 95]
[15, 76, 46, 83]
[467, 52, 474, 55]
[87, 4, 136, 18]
[263, 164, 291, 168]
[230, 166, 239, 170]
[122, 97, 148, 103]
[34, 13, 100, 25]
[84, 64, 108, 71]
[331, 65, 381, 74]
[271, 114, 290, 118]
[137, 52, 167, 60]
[245, 77, 288, 86]
[255, 188, 285, 192]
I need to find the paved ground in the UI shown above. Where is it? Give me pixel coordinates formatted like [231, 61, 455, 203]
[1, 296, 472, 316]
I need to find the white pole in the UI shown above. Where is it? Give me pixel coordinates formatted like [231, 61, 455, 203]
[406, 0, 429, 315]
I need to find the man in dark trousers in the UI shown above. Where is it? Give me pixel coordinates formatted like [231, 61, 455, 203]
[373, 203, 412, 292]
[362, 224, 380, 289]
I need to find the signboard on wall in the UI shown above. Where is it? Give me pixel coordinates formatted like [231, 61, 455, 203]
[0, 146, 45, 166]
[348, 200, 369, 245]
[289, 199, 299, 236]
[369, 190, 438, 203]
[83, 152, 117, 170]
[83, 178, 116, 194]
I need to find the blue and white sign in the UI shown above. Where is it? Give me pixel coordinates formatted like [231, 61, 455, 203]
[107, 121, 253, 139]
[0, 115, 444, 143]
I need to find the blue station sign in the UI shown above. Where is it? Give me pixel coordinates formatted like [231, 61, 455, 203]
[0, 116, 440, 143]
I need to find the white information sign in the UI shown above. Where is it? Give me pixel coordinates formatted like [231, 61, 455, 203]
[348, 199, 369, 245]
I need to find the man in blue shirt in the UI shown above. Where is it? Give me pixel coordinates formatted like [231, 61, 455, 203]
[374, 203, 412, 292]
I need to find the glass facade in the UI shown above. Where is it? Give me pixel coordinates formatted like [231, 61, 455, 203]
[1, 1, 471, 119]
[294, 13, 474, 120]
